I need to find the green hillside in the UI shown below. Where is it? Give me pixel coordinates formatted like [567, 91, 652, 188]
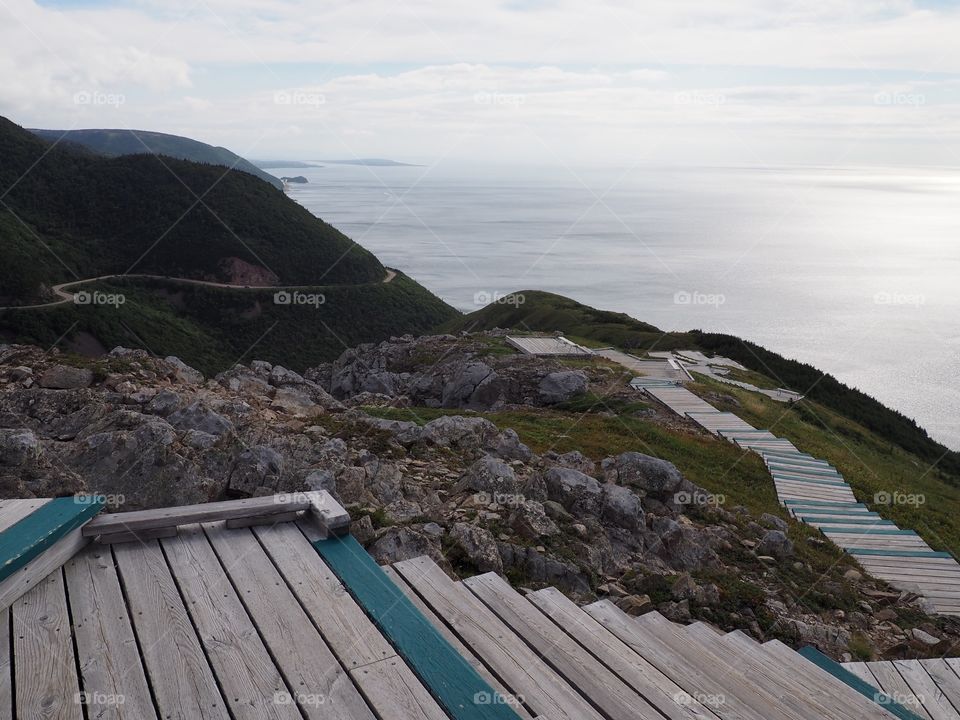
[0, 117, 384, 303]
[445, 289, 960, 480]
[0, 273, 454, 375]
[30, 127, 283, 189]
[440, 290, 695, 351]
[0, 116, 458, 369]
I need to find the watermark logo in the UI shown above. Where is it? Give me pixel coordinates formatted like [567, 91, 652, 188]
[73, 90, 125, 108]
[874, 491, 925, 507]
[674, 490, 725, 507]
[74, 290, 125, 307]
[75, 692, 125, 707]
[474, 91, 525, 107]
[674, 290, 725, 308]
[274, 691, 326, 707]
[274, 491, 313, 505]
[75, 493, 126, 508]
[473, 691, 524, 707]
[474, 491, 527, 508]
[876, 691, 924, 706]
[274, 290, 326, 308]
[874, 91, 925, 107]
[675, 91, 726, 107]
[274, 89, 326, 107]
[675, 691, 726, 708]
[873, 291, 925, 307]
[473, 290, 525, 307]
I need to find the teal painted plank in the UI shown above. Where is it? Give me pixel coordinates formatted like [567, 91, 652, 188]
[763, 453, 830, 466]
[772, 474, 848, 487]
[0, 496, 103, 582]
[313, 534, 523, 720]
[848, 548, 953, 558]
[796, 647, 923, 720]
[822, 527, 916, 536]
[768, 464, 841, 478]
[784, 500, 864, 508]
[719, 429, 775, 435]
[802, 517, 890, 525]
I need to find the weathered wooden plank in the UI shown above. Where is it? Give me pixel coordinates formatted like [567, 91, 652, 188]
[94, 526, 178, 544]
[256, 525, 449, 719]
[63, 545, 158, 719]
[347, 657, 451, 720]
[315, 537, 525, 720]
[84, 494, 312, 535]
[918, 660, 960, 713]
[844, 661, 879, 686]
[463, 572, 661, 720]
[585, 601, 797, 720]
[203, 523, 375, 720]
[526, 586, 718, 720]
[394, 555, 601, 720]
[224, 511, 299, 529]
[0, 499, 51, 533]
[0, 527, 88, 613]
[162, 525, 300, 720]
[648, 615, 824, 720]
[113, 540, 230, 720]
[893, 659, 960, 720]
[868, 661, 931, 720]
[0, 496, 103, 582]
[309, 492, 350, 536]
[793, 647, 918, 720]
[383, 566, 533, 720]
[84, 490, 350, 536]
[13, 571, 83, 720]
[0, 607, 10, 720]
[255, 523, 395, 669]
[719, 629, 882, 720]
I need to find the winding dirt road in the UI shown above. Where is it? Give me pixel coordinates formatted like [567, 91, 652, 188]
[0, 268, 398, 311]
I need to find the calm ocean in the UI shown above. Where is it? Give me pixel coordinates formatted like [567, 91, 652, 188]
[277, 162, 960, 451]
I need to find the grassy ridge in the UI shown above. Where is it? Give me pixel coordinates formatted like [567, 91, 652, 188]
[29, 127, 283, 189]
[440, 290, 695, 352]
[690, 373, 960, 555]
[0, 274, 457, 375]
[693, 331, 960, 478]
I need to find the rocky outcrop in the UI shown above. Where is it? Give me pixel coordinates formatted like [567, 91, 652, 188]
[538, 370, 587, 404]
[39, 365, 94, 389]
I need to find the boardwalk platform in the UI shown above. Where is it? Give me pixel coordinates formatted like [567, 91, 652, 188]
[632, 382, 960, 616]
[0, 492, 935, 719]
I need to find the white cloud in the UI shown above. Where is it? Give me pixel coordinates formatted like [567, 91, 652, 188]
[2, 0, 960, 165]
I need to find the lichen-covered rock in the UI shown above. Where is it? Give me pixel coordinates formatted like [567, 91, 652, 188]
[543, 467, 602, 516]
[229, 445, 284, 494]
[757, 530, 794, 559]
[455, 455, 522, 497]
[600, 483, 645, 531]
[0, 428, 39, 466]
[449, 522, 503, 573]
[168, 401, 233, 437]
[538, 370, 587, 404]
[39, 365, 94, 389]
[163, 356, 203, 385]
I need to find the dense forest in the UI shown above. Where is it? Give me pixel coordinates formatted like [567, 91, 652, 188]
[0, 117, 385, 304]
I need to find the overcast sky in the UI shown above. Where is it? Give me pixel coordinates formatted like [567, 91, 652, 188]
[3, 0, 960, 166]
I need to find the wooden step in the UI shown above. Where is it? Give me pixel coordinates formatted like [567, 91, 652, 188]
[525, 587, 719, 720]
[462, 573, 662, 720]
[393, 556, 603, 720]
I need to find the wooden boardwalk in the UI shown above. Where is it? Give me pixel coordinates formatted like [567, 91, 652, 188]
[394, 557, 903, 719]
[633, 384, 960, 616]
[844, 658, 960, 720]
[0, 494, 937, 720]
